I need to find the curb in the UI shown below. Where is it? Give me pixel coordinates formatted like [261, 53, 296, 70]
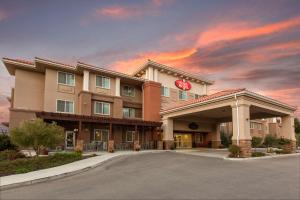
[224, 153, 300, 161]
[0, 150, 167, 190]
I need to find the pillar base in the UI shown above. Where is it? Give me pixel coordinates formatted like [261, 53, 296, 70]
[163, 140, 174, 150]
[157, 141, 163, 150]
[211, 140, 221, 149]
[233, 139, 252, 157]
[134, 140, 140, 151]
[75, 140, 84, 152]
[282, 141, 297, 153]
[108, 140, 114, 153]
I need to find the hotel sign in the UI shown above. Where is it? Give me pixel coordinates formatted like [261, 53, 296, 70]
[175, 79, 192, 91]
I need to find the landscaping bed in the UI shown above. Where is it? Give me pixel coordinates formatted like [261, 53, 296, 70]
[0, 152, 95, 176]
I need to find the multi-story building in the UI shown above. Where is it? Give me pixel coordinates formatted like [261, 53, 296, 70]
[2, 57, 297, 156]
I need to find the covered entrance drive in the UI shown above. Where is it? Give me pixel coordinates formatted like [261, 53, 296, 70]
[161, 89, 297, 157]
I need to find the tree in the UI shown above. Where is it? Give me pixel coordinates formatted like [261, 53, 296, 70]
[251, 136, 263, 152]
[0, 135, 18, 151]
[295, 118, 300, 134]
[10, 119, 64, 155]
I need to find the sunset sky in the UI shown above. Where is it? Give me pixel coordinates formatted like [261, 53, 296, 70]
[0, 0, 300, 122]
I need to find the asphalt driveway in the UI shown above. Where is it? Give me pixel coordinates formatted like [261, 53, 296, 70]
[1, 152, 300, 200]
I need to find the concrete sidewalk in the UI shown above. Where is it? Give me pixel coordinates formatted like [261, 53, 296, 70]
[0, 150, 165, 190]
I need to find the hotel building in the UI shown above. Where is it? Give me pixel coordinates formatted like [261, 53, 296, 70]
[2, 57, 297, 157]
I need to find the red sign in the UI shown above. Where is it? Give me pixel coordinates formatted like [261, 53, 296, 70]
[175, 79, 192, 91]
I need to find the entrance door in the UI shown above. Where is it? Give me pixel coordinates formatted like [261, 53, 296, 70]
[65, 131, 75, 149]
[174, 134, 192, 148]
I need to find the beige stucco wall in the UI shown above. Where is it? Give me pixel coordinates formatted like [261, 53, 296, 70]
[13, 69, 45, 111]
[43, 68, 82, 113]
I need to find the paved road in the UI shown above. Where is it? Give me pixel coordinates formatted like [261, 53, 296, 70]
[1, 152, 300, 200]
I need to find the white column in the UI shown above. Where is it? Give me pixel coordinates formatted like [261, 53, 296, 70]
[154, 68, 158, 82]
[148, 67, 154, 81]
[115, 77, 120, 96]
[231, 104, 251, 142]
[145, 68, 148, 80]
[83, 70, 89, 91]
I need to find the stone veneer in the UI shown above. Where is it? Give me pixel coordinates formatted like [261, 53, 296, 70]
[233, 139, 252, 157]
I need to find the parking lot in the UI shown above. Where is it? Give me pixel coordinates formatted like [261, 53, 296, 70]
[1, 152, 300, 200]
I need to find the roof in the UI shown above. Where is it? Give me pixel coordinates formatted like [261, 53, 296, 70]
[132, 59, 214, 85]
[162, 88, 246, 112]
[161, 88, 297, 114]
[2, 57, 145, 82]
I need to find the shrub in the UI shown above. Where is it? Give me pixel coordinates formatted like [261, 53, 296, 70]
[296, 134, 300, 147]
[10, 119, 64, 155]
[251, 152, 266, 157]
[264, 134, 277, 148]
[277, 138, 291, 146]
[221, 132, 232, 147]
[0, 135, 18, 151]
[228, 144, 240, 158]
[251, 137, 263, 152]
[0, 150, 25, 161]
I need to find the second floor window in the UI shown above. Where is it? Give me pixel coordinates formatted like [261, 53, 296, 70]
[123, 108, 135, 118]
[122, 85, 135, 97]
[58, 72, 75, 86]
[96, 75, 110, 89]
[56, 100, 74, 113]
[94, 101, 110, 115]
[161, 86, 170, 97]
[179, 90, 188, 100]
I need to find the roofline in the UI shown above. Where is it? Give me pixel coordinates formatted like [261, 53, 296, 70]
[132, 59, 214, 85]
[160, 90, 297, 115]
[2, 57, 145, 82]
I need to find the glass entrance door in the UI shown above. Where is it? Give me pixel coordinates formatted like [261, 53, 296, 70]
[65, 131, 75, 149]
[174, 134, 192, 148]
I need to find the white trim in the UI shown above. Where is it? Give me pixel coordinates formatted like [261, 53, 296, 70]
[56, 99, 75, 114]
[94, 101, 110, 115]
[95, 75, 111, 89]
[57, 71, 75, 86]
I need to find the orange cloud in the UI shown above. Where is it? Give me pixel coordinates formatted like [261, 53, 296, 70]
[112, 48, 197, 73]
[197, 17, 300, 46]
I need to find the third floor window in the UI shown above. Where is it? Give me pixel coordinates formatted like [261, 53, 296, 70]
[122, 85, 135, 97]
[58, 72, 75, 86]
[96, 75, 110, 89]
[179, 90, 188, 100]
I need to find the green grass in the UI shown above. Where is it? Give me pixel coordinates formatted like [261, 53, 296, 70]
[251, 152, 266, 157]
[0, 152, 93, 176]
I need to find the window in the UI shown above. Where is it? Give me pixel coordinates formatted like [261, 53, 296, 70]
[179, 90, 188, 100]
[161, 86, 170, 97]
[123, 108, 135, 118]
[58, 72, 75, 86]
[250, 122, 262, 130]
[122, 85, 135, 97]
[94, 102, 110, 115]
[126, 131, 134, 142]
[56, 100, 74, 113]
[94, 129, 109, 141]
[195, 134, 204, 144]
[96, 75, 110, 89]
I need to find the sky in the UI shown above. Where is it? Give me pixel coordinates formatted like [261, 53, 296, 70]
[0, 0, 300, 122]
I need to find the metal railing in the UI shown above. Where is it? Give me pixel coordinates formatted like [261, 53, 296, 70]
[115, 143, 133, 151]
[140, 141, 157, 150]
[84, 142, 108, 151]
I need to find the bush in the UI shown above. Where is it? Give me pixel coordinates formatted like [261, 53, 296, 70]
[264, 134, 277, 148]
[251, 137, 263, 151]
[251, 152, 266, 157]
[0, 135, 18, 151]
[228, 144, 240, 158]
[277, 138, 291, 146]
[296, 134, 300, 147]
[0, 150, 25, 161]
[221, 132, 232, 148]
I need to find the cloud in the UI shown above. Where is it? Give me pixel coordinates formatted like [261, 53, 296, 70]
[80, 0, 173, 25]
[0, 9, 8, 22]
